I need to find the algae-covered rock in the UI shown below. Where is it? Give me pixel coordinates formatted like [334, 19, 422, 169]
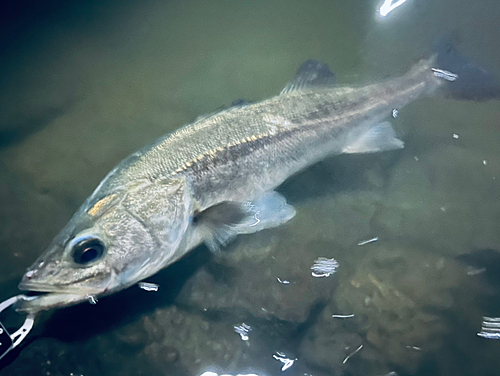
[175, 190, 381, 324]
[177, 224, 339, 323]
[173, 188, 379, 324]
[141, 306, 248, 375]
[300, 305, 364, 375]
[296, 237, 489, 376]
[300, 303, 394, 376]
[1, 338, 100, 376]
[331, 242, 467, 373]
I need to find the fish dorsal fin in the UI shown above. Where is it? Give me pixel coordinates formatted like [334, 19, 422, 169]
[281, 60, 336, 95]
[194, 99, 253, 123]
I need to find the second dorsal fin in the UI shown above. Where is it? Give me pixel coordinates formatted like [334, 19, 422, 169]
[281, 60, 336, 95]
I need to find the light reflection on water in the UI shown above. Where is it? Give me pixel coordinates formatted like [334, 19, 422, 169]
[200, 372, 263, 376]
[379, 0, 409, 17]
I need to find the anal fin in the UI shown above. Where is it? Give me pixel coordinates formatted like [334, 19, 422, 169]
[343, 121, 404, 154]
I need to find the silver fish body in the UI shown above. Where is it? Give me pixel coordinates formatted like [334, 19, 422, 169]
[17, 57, 444, 312]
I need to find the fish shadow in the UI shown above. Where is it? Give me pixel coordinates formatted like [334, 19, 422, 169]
[0, 105, 71, 149]
[280, 150, 402, 204]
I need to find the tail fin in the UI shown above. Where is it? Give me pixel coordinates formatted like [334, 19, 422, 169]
[434, 39, 500, 100]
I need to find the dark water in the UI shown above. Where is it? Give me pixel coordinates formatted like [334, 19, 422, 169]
[0, 0, 500, 375]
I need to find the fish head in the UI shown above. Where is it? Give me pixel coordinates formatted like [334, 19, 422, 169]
[18, 178, 192, 311]
[18, 196, 157, 304]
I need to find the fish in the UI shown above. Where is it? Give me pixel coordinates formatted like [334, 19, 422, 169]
[16, 42, 499, 313]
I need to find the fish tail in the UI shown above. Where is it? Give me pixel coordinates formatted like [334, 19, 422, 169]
[433, 39, 500, 100]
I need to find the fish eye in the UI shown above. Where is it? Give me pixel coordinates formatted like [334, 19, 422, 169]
[72, 238, 105, 265]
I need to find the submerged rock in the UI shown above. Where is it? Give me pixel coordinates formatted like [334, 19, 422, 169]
[177, 226, 339, 323]
[328, 242, 466, 374]
[176, 189, 384, 324]
[141, 306, 246, 375]
[1, 338, 100, 376]
[300, 309, 364, 375]
[295, 235, 497, 375]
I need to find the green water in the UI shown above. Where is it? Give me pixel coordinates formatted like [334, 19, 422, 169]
[0, 0, 499, 375]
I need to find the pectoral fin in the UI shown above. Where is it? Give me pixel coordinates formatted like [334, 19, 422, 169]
[196, 191, 296, 252]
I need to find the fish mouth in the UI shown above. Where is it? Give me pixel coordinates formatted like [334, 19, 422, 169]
[18, 278, 107, 296]
[16, 281, 108, 313]
[18, 267, 113, 294]
[15, 291, 95, 313]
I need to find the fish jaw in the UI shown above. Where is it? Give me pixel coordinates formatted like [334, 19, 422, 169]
[18, 277, 110, 295]
[16, 270, 116, 313]
[15, 292, 100, 313]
